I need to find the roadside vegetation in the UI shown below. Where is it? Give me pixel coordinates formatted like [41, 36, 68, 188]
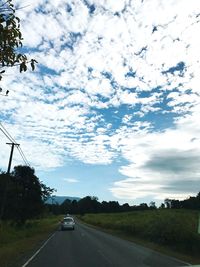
[79, 209, 200, 262]
[0, 165, 57, 267]
[0, 216, 61, 267]
[51, 193, 200, 215]
[0, 165, 54, 223]
[1, 164, 200, 265]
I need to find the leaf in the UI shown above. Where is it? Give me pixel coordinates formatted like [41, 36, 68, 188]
[31, 59, 37, 71]
[20, 62, 28, 72]
[0, 2, 37, 79]
[19, 62, 24, 72]
[31, 61, 35, 71]
[16, 54, 22, 60]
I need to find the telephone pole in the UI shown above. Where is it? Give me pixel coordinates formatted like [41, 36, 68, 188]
[0, 142, 20, 221]
[6, 142, 20, 174]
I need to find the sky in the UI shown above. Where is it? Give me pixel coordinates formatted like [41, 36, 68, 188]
[0, 0, 200, 205]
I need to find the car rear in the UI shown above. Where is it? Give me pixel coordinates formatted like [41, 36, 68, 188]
[61, 217, 75, 230]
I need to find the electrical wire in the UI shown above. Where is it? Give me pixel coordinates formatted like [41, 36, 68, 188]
[17, 146, 30, 166]
[0, 122, 16, 143]
[0, 125, 14, 143]
[0, 122, 30, 166]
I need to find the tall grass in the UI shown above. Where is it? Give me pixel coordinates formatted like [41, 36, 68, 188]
[0, 216, 61, 267]
[80, 209, 200, 256]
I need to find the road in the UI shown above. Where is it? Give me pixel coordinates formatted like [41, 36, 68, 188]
[22, 220, 189, 267]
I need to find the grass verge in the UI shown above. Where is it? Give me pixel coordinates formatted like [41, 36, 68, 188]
[0, 216, 62, 267]
[78, 209, 200, 265]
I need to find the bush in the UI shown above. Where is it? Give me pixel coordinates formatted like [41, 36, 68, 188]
[80, 209, 200, 256]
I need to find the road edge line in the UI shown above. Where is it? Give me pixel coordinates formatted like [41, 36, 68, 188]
[22, 232, 56, 267]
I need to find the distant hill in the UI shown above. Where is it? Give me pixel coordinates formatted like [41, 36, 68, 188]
[46, 196, 81, 205]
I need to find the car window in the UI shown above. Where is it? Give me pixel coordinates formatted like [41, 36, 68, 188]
[64, 218, 74, 223]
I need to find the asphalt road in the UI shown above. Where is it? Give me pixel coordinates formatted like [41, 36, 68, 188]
[22, 220, 189, 267]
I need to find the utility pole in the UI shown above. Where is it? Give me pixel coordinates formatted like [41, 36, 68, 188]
[6, 142, 20, 174]
[0, 142, 20, 222]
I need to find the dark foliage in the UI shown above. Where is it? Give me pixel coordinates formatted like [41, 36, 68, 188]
[47, 192, 200, 216]
[48, 196, 149, 215]
[0, 165, 54, 223]
[164, 193, 200, 210]
[0, 0, 37, 81]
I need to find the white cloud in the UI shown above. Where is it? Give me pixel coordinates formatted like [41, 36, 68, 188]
[0, 0, 199, 202]
[64, 178, 79, 183]
[110, 108, 200, 201]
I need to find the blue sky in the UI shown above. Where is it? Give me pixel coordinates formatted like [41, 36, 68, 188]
[0, 0, 200, 205]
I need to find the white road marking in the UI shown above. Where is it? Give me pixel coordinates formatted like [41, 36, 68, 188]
[152, 250, 191, 266]
[22, 232, 56, 267]
[97, 249, 112, 265]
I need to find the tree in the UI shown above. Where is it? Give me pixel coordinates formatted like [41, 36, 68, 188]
[137, 203, 148, 210]
[78, 196, 100, 214]
[0, 165, 54, 223]
[159, 203, 165, 209]
[121, 203, 130, 212]
[70, 199, 79, 214]
[164, 198, 171, 209]
[60, 199, 72, 214]
[0, 0, 37, 81]
[170, 199, 181, 209]
[0, 172, 10, 220]
[11, 165, 54, 223]
[149, 201, 156, 209]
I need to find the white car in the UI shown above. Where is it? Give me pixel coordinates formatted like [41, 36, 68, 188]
[60, 217, 75, 230]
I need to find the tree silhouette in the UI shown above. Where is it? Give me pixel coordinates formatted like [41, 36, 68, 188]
[0, 165, 54, 223]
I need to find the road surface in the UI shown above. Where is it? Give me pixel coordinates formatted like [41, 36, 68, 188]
[22, 219, 189, 267]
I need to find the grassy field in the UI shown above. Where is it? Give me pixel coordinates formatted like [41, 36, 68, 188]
[79, 209, 200, 263]
[0, 216, 61, 267]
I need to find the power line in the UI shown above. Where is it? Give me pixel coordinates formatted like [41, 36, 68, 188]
[17, 146, 30, 166]
[18, 146, 29, 165]
[0, 122, 30, 167]
[0, 125, 14, 143]
[0, 122, 16, 143]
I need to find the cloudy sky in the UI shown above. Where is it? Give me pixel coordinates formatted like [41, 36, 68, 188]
[0, 0, 200, 204]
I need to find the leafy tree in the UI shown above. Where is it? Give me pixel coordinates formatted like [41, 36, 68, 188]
[170, 199, 181, 209]
[0, 0, 37, 81]
[40, 183, 55, 202]
[70, 199, 79, 214]
[0, 172, 10, 220]
[149, 201, 156, 209]
[121, 203, 130, 212]
[60, 199, 72, 214]
[107, 201, 120, 212]
[137, 203, 148, 210]
[11, 165, 54, 223]
[164, 193, 200, 210]
[181, 196, 200, 210]
[159, 203, 165, 209]
[100, 200, 121, 213]
[78, 196, 100, 214]
[164, 198, 171, 209]
[0, 165, 54, 223]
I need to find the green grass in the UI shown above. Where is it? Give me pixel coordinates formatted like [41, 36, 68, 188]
[79, 209, 200, 263]
[0, 216, 62, 267]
